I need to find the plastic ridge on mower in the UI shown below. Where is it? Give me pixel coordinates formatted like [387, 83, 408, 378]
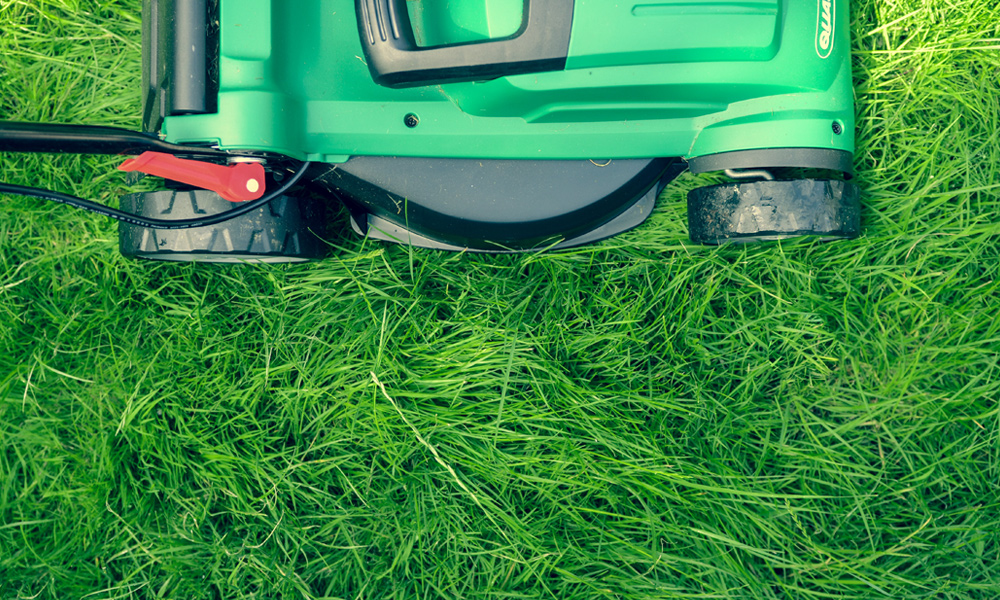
[0, 0, 860, 262]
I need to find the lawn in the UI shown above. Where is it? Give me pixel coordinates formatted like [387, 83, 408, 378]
[1, 1, 999, 598]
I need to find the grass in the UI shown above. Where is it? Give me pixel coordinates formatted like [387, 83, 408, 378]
[1, 0, 999, 598]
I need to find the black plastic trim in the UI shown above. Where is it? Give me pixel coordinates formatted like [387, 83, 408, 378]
[356, 0, 574, 88]
[318, 156, 681, 251]
[351, 165, 681, 252]
[687, 148, 854, 177]
[142, 0, 218, 133]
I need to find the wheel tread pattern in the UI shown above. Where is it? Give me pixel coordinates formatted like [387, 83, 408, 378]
[687, 179, 861, 244]
[119, 190, 327, 262]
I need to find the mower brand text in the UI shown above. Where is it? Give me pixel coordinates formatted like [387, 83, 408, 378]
[816, 0, 834, 59]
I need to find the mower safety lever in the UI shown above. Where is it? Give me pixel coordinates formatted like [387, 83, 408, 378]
[356, 0, 574, 88]
[118, 152, 266, 203]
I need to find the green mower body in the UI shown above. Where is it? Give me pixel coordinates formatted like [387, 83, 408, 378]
[158, 1, 853, 164]
[2, 0, 860, 260]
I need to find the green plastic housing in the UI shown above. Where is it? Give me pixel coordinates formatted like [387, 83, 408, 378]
[162, 0, 853, 165]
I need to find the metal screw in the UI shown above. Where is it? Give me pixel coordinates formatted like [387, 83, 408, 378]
[832, 121, 843, 135]
[404, 113, 419, 128]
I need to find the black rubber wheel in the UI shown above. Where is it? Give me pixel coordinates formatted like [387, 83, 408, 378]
[687, 179, 861, 244]
[119, 190, 328, 263]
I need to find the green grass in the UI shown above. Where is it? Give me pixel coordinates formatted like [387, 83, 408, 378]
[1, 1, 999, 598]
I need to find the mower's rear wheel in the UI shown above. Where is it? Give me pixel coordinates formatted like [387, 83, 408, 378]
[687, 179, 860, 244]
[118, 190, 327, 263]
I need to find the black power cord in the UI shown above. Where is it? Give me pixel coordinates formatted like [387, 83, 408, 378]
[0, 161, 313, 230]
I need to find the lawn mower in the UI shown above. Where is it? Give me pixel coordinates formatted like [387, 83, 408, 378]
[0, 0, 860, 262]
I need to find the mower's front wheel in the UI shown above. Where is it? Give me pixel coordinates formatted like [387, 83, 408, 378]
[118, 190, 328, 263]
[687, 179, 860, 244]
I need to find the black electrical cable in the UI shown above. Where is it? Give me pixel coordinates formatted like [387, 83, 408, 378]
[0, 161, 313, 230]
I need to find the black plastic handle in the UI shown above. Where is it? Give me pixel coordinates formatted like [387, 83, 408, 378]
[356, 0, 575, 88]
[0, 121, 226, 157]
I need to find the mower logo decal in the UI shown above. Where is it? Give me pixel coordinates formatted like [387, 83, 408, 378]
[816, 0, 834, 59]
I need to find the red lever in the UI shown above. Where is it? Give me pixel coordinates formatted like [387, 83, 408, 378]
[118, 152, 266, 203]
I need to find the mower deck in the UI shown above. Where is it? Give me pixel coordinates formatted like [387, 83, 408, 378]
[1, 0, 860, 260]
